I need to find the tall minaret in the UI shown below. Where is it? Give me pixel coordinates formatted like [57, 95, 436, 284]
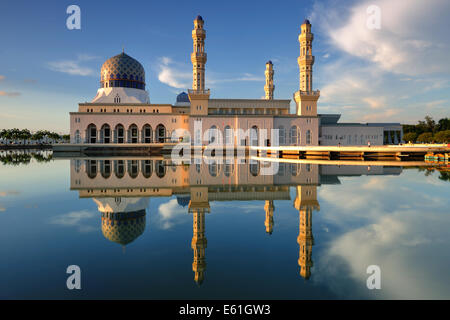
[264, 200, 275, 234]
[293, 19, 320, 116]
[294, 185, 320, 280]
[191, 209, 207, 285]
[189, 15, 210, 116]
[264, 61, 274, 100]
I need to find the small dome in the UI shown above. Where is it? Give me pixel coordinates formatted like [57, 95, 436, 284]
[100, 52, 146, 90]
[266, 60, 273, 65]
[177, 195, 191, 207]
[303, 19, 311, 25]
[176, 92, 190, 103]
[195, 15, 203, 21]
[101, 210, 146, 246]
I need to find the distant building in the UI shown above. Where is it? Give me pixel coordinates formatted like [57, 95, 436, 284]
[70, 17, 401, 147]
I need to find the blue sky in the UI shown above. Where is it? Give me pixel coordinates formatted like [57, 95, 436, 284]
[0, 0, 449, 133]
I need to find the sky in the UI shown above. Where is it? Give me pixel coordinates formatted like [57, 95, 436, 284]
[0, 0, 449, 133]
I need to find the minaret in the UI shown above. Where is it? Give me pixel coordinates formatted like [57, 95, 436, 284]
[191, 209, 207, 285]
[264, 200, 275, 234]
[264, 61, 274, 100]
[294, 185, 320, 279]
[293, 19, 320, 116]
[189, 15, 210, 116]
[189, 186, 210, 285]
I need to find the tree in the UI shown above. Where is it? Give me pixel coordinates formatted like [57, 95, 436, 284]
[403, 132, 418, 143]
[434, 130, 450, 143]
[416, 132, 433, 143]
[437, 118, 450, 132]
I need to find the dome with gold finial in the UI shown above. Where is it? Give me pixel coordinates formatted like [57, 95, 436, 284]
[100, 52, 146, 90]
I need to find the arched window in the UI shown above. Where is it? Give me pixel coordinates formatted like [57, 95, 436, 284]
[278, 126, 285, 145]
[129, 124, 138, 143]
[87, 124, 97, 143]
[114, 160, 125, 178]
[142, 124, 152, 143]
[224, 126, 233, 145]
[249, 160, 259, 177]
[306, 130, 311, 145]
[101, 124, 111, 143]
[208, 161, 219, 177]
[290, 125, 299, 145]
[115, 124, 124, 143]
[128, 160, 139, 178]
[156, 124, 166, 143]
[209, 125, 218, 144]
[250, 126, 258, 146]
[101, 160, 111, 179]
[114, 95, 121, 103]
[141, 160, 152, 178]
[86, 160, 97, 178]
[155, 160, 166, 178]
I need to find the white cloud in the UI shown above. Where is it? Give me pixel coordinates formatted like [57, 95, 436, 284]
[324, 0, 450, 75]
[157, 57, 191, 89]
[47, 54, 97, 76]
[49, 210, 96, 232]
[157, 198, 188, 229]
[157, 56, 265, 90]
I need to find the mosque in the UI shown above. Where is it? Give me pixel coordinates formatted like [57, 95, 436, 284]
[69, 16, 402, 147]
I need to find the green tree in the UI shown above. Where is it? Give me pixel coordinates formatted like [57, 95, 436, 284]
[403, 132, 418, 143]
[416, 132, 433, 143]
[434, 130, 450, 143]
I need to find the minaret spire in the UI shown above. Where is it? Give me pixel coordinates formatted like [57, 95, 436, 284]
[192, 15, 207, 91]
[264, 61, 274, 100]
[189, 15, 210, 116]
[293, 19, 320, 116]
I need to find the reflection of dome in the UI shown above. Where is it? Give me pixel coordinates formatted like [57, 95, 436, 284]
[93, 197, 149, 214]
[303, 19, 311, 25]
[195, 15, 203, 21]
[177, 195, 191, 207]
[102, 210, 146, 246]
[100, 52, 146, 90]
[175, 92, 190, 107]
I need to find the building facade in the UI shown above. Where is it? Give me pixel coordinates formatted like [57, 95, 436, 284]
[70, 16, 401, 147]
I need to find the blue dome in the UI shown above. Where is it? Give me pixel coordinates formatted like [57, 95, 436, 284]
[303, 19, 311, 25]
[266, 60, 273, 65]
[176, 92, 190, 103]
[100, 52, 146, 90]
[195, 15, 203, 21]
[177, 195, 190, 207]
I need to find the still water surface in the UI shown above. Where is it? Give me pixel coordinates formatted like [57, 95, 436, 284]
[0, 152, 449, 299]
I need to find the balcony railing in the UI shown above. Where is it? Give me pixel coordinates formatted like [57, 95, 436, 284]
[188, 89, 211, 95]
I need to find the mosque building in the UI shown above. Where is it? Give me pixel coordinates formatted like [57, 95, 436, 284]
[69, 16, 402, 147]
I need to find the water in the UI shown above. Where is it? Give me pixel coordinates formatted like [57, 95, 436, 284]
[0, 151, 449, 299]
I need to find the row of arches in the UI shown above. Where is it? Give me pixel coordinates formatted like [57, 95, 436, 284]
[204, 125, 311, 146]
[75, 124, 168, 144]
[84, 160, 168, 179]
[81, 159, 308, 180]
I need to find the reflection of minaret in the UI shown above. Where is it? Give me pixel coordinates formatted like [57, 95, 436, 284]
[293, 185, 319, 279]
[191, 209, 207, 285]
[189, 187, 210, 285]
[264, 200, 274, 234]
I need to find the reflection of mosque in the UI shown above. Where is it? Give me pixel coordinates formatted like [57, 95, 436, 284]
[70, 158, 401, 284]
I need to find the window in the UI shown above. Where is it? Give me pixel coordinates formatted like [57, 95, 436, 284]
[224, 126, 233, 145]
[306, 130, 311, 144]
[278, 126, 286, 145]
[290, 126, 299, 145]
